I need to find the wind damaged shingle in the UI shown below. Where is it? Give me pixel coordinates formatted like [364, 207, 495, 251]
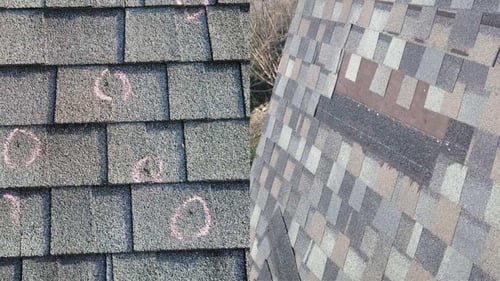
[50, 186, 131, 255]
[131, 183, 249, 251]
[107, 122, 185, 184]
[0, 67, 54, 126]
[0, 190, 49, 257]
[55, 65, 167, 124]
[184, 120, 249, 181]
[45, 9, 123, 65]
[167, 63, 244, 120]
[125, 7, 211, 62]
[0, 126, 104, 188]
[22, 256, 105, 281]
[113, 250, 246, 281]
[0, 10, 45, 65]
[207, 6, 250, 60]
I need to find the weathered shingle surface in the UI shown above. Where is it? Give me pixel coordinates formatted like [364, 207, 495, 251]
[0, 0, 249, 279]
[250, 0, 500, 280]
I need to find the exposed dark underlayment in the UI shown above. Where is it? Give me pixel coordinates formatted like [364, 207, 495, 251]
[315, 94, 473, 186]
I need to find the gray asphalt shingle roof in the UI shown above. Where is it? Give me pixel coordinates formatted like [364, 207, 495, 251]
[0, 1, 249, 280]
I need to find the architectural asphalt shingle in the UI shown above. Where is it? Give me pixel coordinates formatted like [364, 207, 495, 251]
[250, 0, 500, 280]
[0, 0, 249, 280]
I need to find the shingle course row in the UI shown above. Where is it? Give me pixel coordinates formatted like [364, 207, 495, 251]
[0, 63, 246, 126]
[0, 7, 249, 66]
[0, 0, 248, 8]
[0, 120, 248, 188]
[0, 183, 248, 258]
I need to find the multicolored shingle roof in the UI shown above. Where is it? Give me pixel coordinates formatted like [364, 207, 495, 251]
[250, 0, 500, 280]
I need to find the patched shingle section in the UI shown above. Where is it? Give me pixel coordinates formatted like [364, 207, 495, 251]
[45, 10, 123, 65]
[132, 183, 248, 251]
[107, 122, 185, 184]
[207, 6, 250, 60]
[125, 7, 211, 62]
[55, 66, 167, 124]
[168, 63, 244, 120]
[51, 186, 131, 255]
[0, 126, 104, 188]
[0, 10, 45, 65]
[185, 120, 248, 181]
[113, 250, 246, 280]
[22, 256, 105, 281]
[0, 67, 54, 126]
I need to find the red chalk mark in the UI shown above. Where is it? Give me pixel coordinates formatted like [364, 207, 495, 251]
[132, 156, 164, 183]
[170, 195, 212, 241]
[3, 193, 20, 225]
[94, 69, 133, 102]
[3, 129, 42, 169]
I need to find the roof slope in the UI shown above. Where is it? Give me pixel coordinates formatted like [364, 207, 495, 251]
[0, 1, 250, 280]
[250, 0, 500, 280]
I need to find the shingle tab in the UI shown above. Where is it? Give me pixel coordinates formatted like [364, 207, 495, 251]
[0, 10, 45, 65]
[0, 67, 54, 126]
[0, 126, 104, 188]
[55, 66, 167, 124]
[207, 6, 250, 60]
[132, 183, 248, 251]
[51, 186, 131, 255]
[107, 122, 185, 184]
[125, 7, 211, 62]
[45, 10, 123, 65]
[113, 250, 246, 281]
[184, 120, 249, 181]
[22, 256, 105, 281]
[167, 63, 244, 120]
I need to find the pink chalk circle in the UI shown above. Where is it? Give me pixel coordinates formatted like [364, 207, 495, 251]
[132, 156, 164, 183]
[94, 68, 133, 102]
[184, 7, 206, 22]
[170, 195, 212, 241]
[3, 128, 42, 169]
[3, 193, 20, 225]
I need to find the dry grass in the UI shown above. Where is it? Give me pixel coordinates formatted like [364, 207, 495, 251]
[249, 0, 296, 162]
[250, 0, 297, 88]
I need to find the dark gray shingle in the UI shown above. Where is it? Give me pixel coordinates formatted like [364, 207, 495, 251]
[45, 10, 124, 65]
[107, 122, 185, 184]
[125, 7, 211, 62]
[168, 63, 244, 120]
[207, 6, 250, 60]
[55, 65, 167, 124]
[132, 183, 249, 251]
[184, 120, 249, 181]
[50, 186, 131, 255]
